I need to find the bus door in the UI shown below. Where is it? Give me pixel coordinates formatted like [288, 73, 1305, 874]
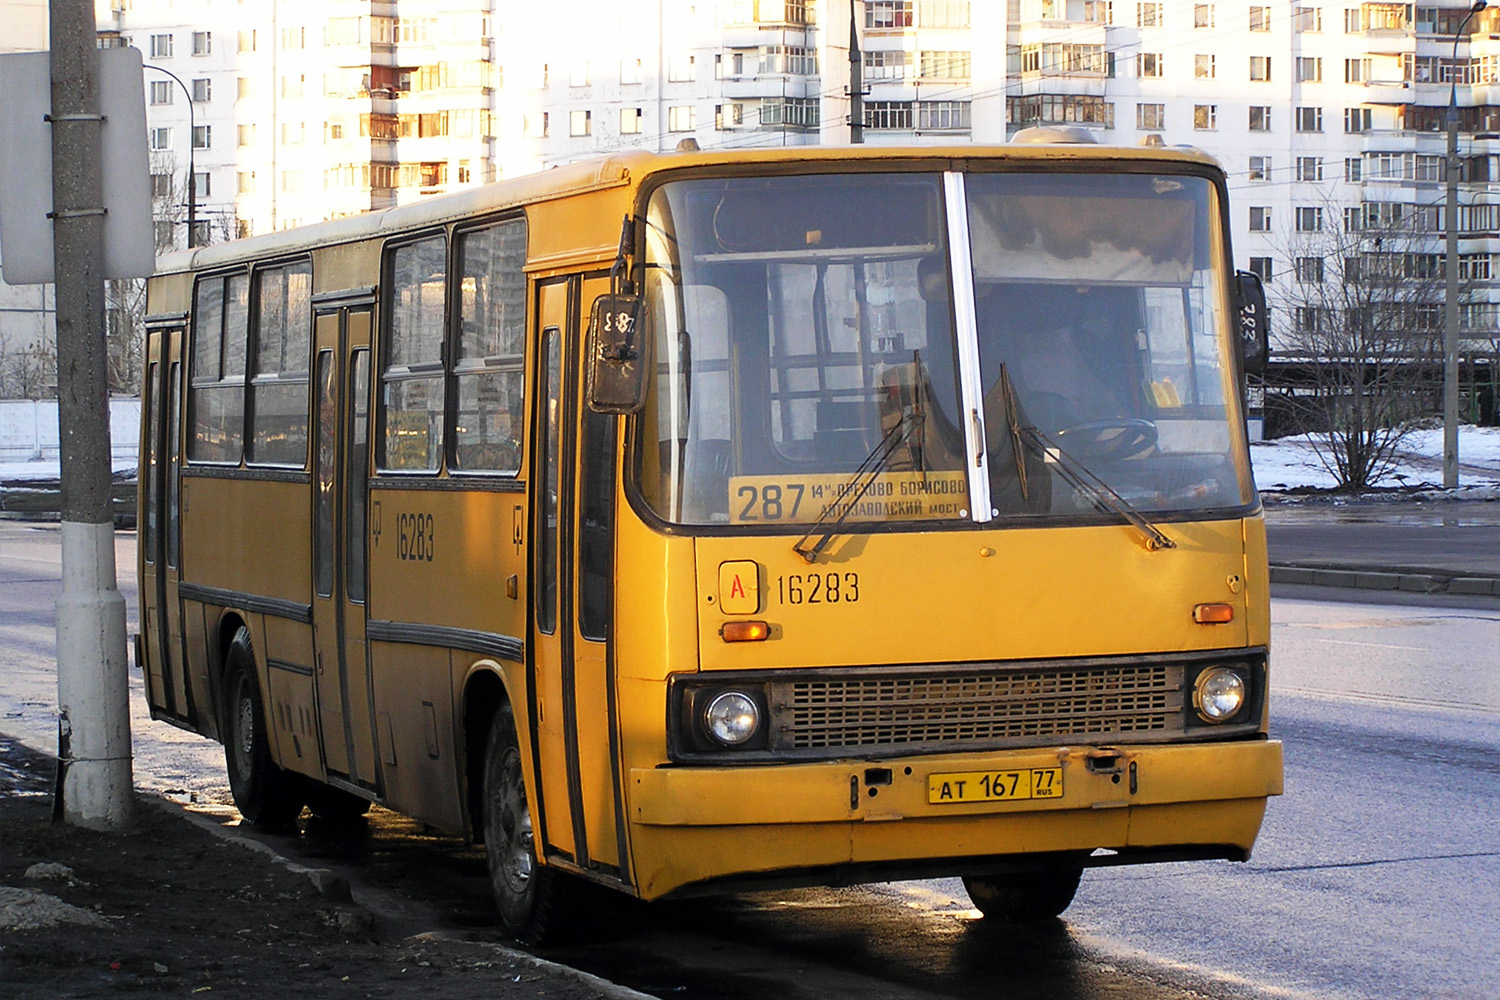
[531, 275, 624, 877]
[142, 324, 192, 722]
[310, 302, 379, 790]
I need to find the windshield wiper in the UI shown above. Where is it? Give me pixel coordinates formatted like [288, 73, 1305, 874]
[1028, 427, 1176, 551]
[793, 366, 928, 564]
[996, 366, 1175, 552]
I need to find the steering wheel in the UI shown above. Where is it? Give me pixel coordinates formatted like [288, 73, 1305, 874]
[1054, 419, 1158, 461]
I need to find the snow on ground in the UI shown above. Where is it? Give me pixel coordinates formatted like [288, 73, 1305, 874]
[1250, 424, 1500, 496]
[0, 458, 138, 481]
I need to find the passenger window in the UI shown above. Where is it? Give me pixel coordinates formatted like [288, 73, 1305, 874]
[187, 273, 248, 463]
[380, 235, 446, 471]
[453, 218, 526, 473]
[248, 259, 312, 466]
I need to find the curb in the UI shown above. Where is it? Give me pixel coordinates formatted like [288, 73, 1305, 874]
[142, 794, 659, 1000]
[1270, 564, 1500, 597]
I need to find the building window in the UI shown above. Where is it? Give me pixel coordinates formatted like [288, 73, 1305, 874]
[1346, 157, 1363, 181]
[1137, 102, 1165, 129]
[1296, 106, 1323, 132]
[570, 109, 591, 136]
[1137, 52, 1163, 78]
[621, 58, 642, 85]
[1296, 306, 1320, 333]
[1249, 256, 1273, 282]
[237, 77, 254, 100]
[527, 112, 549, 138]
[917, 100, 972, 130]
[667, 105, 696, 132]
[1249, 106, 1271, 131]
[237, 123, 255, 146]
[1195, 54, 1216, 79]
[1250, 56, 1271, 81]
[1250, 207, 1272, 231]
[1193, 104, 1217, 130]
[1345, 107, 1372, 133]
[1249, 155, 1271, 180]
[1296, 257, 1324, 282]
[1194, 4, 1214, 27]
[570, 63, 590, 87]
[1297, 156, 1324, 181]
[1137, 2, 1162, 27]
[620, 107, 642, 133]
[865, 1, 915, 29]
[1008, 93, 1115, 129]
[1296, 206, 1324, 232]
[149, 80, 172, 105]
[765, 98, 820, 128]
[150, 172, 171, 197]
[150, 33, 172, 58]
[1249, 6, 1270, 30]
[1346, 58, 1369, 83]
[150, 126, 172, 150]
[668, 54, 695, 82]
[237, 171, 255, 194]
[237, 29, 255, 53]
[866, 50, 911, 80]
[920, 50, 971, 79]
[193, 171, 211, 197]
[865, 100, 915, 129]
[191, 31, 211, 56]
[1297, 57, 1323, 83]
[715, 103, 743, 129]
[191, 78, 210, 103]
[1293, 6, 1321, 32]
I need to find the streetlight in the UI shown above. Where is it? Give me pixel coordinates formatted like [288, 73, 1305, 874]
[143, 63, 197, 248]
[1444, 0, 1486, 488]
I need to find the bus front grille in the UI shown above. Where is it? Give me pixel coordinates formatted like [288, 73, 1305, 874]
[772, 664, 1185, 750]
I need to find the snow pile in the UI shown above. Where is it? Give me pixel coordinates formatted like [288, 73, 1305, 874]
[1251, 424, 1500, 496]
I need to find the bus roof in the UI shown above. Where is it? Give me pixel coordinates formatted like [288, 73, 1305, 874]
[153, 143, 1224, 277]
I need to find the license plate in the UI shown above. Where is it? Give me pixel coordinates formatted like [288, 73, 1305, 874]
[927, 767, 1064, 804]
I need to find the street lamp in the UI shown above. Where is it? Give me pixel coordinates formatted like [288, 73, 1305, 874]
[1444, 0, 1487, 488]
[143, 63, 197, 249]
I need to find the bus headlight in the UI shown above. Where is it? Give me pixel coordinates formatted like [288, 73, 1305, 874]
[704, 691, 761, 746]
[1194, 667, 1247, 722]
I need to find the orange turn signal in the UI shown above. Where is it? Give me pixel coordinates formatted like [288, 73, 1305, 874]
[1193, 603, 1235, 624]
[720, 620, 771, 642]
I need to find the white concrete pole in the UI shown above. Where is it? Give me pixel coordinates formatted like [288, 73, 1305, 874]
[49, 0, 134, 830]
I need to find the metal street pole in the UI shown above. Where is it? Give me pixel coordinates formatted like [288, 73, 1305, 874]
[143, 64, 196, 248]
[1444, 1, 1486, 489]
[849, 1, 864, 144]
[49, 0, 134, 830]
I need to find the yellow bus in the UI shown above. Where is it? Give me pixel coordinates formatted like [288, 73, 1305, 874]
[137, 137, 1282, 942]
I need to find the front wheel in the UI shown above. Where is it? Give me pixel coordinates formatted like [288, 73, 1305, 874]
[963, 868, 1083, 922]
[483, 708, 568, 944]
[222, 627, 304, 828]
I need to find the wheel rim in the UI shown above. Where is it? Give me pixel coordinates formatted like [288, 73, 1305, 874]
[231, 676, 254, 780]
[492, 746, 534, 897]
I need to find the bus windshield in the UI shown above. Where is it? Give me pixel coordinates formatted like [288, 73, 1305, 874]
[636, 169, 1253, 527]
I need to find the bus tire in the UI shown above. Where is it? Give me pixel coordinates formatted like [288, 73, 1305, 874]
[483, 707, 566, 944]
[963, 868, 1083, 922]
[222, 627, 304, 828]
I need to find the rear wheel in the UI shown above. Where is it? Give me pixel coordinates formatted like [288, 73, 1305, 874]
[963, 868, 1083, 922]
[483, 708, 567, 943]
[222, 627, 304, 828]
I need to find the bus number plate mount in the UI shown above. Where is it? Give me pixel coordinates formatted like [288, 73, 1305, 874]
[927, 767, 1063, 805]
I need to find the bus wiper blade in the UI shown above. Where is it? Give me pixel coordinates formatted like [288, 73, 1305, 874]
[793, 402, 925, 564]
[1020, 425, 1176, 552]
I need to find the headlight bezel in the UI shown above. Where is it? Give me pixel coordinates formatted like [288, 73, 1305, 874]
[1192, 664, 1249, 724]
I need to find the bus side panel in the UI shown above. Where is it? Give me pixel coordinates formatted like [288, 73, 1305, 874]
[180, 476, 315, 768]
[366, 484, 524, 835]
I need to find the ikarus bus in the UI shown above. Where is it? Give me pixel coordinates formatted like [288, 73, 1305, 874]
[137, 135, 1281, 943]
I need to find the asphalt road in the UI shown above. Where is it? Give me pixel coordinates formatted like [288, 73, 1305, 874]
[2, 522, 1498, 1000]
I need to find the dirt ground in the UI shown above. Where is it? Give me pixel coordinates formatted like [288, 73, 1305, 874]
[0, 735, 625, 1000]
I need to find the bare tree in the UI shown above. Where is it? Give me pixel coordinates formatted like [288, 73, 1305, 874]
[1269, 199, 1458, 489]
[0, 328, 58, 399]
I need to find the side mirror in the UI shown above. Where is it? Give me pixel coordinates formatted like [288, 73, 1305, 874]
[1234, 270, 1269, 374]
[586, 292, 649, 414]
